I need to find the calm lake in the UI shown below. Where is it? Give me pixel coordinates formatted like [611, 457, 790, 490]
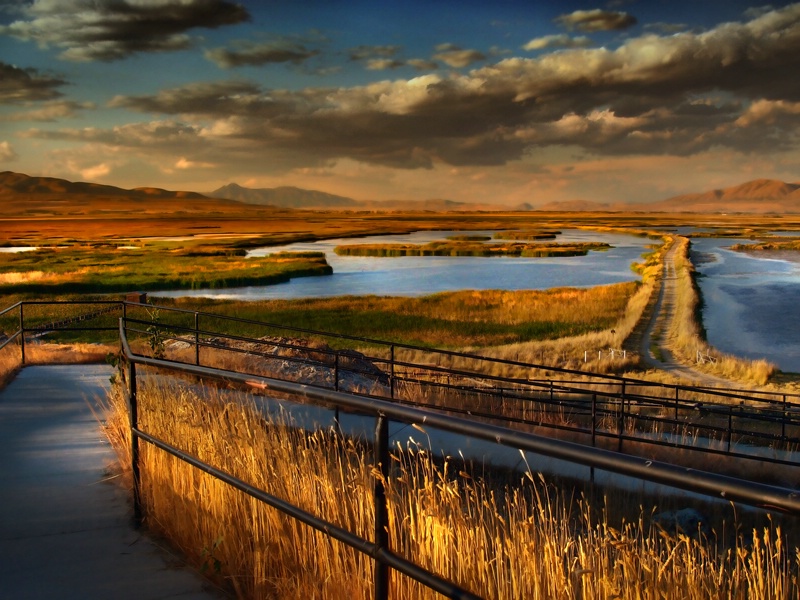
[689, 237, 800, 374]
[153, 229, 800, 374]
[155, 229, 651, 299]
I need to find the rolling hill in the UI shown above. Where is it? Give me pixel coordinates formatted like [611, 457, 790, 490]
[2, 170, 799, 214]
[0, 171, 207, 200]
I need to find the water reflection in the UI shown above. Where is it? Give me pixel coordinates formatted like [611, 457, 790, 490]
[690, 237, 800, 373]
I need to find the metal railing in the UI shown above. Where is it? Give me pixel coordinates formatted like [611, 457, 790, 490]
[2, 299, 800, 470]
[2, 299, 800, 598]
[118, 320, 800, 600]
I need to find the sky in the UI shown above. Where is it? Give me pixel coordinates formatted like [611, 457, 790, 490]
[1, 1, 799, 207]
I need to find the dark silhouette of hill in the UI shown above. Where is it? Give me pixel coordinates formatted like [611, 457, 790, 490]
[0, 171, 207, 200]
[211, 183, 358, 208]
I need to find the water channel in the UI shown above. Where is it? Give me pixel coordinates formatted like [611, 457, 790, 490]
[689, 236, 800, 373]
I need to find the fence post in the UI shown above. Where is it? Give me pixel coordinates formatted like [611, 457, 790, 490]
[334, 353, 340, 392]
[590, 393, 597, 484]
[727, 406, 733, 453]
[675, 386, 679, 422]
[373, 415, 390, 600]
[129, 360, 142, 528]
[18, 303, 25, 364]
[390, 345, 395, 400]
[617, 381, 626, 452]
[194, 312, 200, 366]
[782, 394, 787, 442]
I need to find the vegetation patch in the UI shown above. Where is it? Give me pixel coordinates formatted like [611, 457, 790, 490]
[334, 240, 611, 257]
[155, 284, 637, 349]
[102, 377, 800, 599]
[730, 239, 800, 251]
[0, 244, 332, 294]
[492, 230, 559, 240]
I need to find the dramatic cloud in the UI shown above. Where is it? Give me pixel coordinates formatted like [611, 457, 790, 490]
[0, 141, 18, 162]
[407, 59, 439, 71]
[555, 9, 638, 32]
[1, 100, 95, 122]
[433, 44, 487, 68]
[28, 4, 800, 174]
[365, 59, 406, 71]
[0, 0, 250, 62]
[0, 62, 65, 103]
[205, 40, 319, 68]
[522, 34, 592, 51]
[349, 45, 401, 61]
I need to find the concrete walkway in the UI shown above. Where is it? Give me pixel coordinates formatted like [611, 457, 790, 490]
[0, 364, 227, 600]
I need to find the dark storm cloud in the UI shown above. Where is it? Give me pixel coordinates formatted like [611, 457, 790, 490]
[432, 44, 487, 68]
[555, 9, 638, 32]
[0, 61, 65, 103]
[30, 4, 800, 172]
[205, 40, 319, 68]
[2, 99, 95, 121]
[348, 45, 402, 61]
[0, 0, 250, 62]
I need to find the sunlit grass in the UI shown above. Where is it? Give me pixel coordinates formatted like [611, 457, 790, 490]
[669, 237, 778, 385]
[158, 284, 638, 349]
[102, 376, 800, 599]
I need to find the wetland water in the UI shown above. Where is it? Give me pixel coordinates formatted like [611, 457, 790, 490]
[690, 237, 800, 374]
[154, 229, 800, 373]
[155, 229, 651, 299]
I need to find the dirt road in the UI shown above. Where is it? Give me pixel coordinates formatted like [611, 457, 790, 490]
[636, 238, 732, 387]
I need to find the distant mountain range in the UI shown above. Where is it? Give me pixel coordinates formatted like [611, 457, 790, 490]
[0, 170, 206, 200]
[538, 179, 800, 213]
[208, 182, 532, 211]
[2, 170, 799, 213]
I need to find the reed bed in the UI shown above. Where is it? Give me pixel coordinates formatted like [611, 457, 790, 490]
[103, 376, 799, 599]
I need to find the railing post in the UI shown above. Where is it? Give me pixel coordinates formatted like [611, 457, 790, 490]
[373, 415, 390, 600]
[782, 394, 787, 442]
[590, 393, 597, 484]
[129, 360, 142, 528]
[389, 345, 395, 400]
[18, 303, 25, 364]
[334, 352, 340, 392]
[617, 381, 626, 452]
[194, 312, 200, 366]
[675, 386, 679, 422]
[727, 405, 733, 453]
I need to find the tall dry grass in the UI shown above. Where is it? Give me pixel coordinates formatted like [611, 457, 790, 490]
[103, 375, 799, 599]
[668, 237, 777, 386]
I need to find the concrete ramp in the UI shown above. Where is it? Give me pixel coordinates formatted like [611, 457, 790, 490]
[0, 365, 226, 600]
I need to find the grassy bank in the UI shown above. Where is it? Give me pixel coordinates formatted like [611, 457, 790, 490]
[103, 376, 799, 599]
[0, 244, 331, 294]
[154, 284, 638, 349]
[669, 237, 777, 385]
[334, 240, 611, 258]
